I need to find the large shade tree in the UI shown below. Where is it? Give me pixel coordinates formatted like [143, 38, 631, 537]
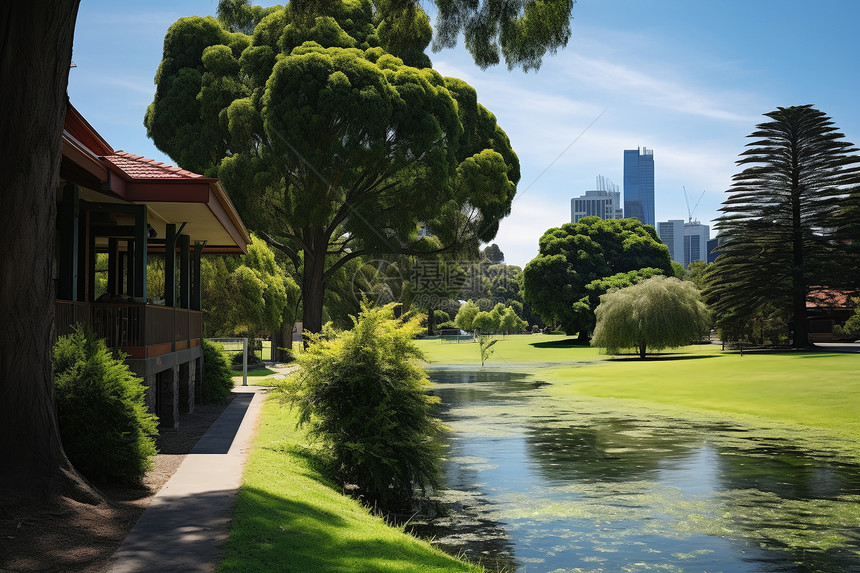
[705, 105, 860, 348]
[146, 0, 520, 333]
[523, 216, 673, 341]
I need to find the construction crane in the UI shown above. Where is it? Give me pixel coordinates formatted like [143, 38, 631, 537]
[683, 186, 706, 223]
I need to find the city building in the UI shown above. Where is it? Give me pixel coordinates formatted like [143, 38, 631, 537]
[657, 220, 684, 263]
[570, 176, 623, 222]
[706, 237, 720, 263]
[683, 222, 710, 266]
[623, 147, 655, 226]
[657, 219, 710, 266]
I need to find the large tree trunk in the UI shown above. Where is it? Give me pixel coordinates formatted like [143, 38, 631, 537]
[0, 1, 97, 505]
[301, 235, 327, 335]
[789, 142, 810, 349]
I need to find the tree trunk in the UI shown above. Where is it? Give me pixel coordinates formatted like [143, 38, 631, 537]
[271, 320, 293, 362]
[427, 303, 436, 336]
[0, 0, 99, 505]
[790, 142, 810, 348]
[639, 341, 647, 359]
[301, 235, 327, 335]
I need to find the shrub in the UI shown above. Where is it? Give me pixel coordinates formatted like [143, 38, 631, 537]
[279, 303, 443, 511]
[203, 339, 235, 403]
[53, 327, 158, 485]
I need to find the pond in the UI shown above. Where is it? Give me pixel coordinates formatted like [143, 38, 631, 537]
[409, 370, 860, 573]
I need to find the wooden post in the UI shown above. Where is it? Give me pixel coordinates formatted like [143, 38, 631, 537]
[191, 241, 203, 311]
[179, 234, 190, 309]
[56, 183, 78, 300]
[133, 205, 147, 300]
[165, 224, 176, 307]
[107, 238, 118, 297]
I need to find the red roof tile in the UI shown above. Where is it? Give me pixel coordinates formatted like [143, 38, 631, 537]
[104, 151, 207, 180]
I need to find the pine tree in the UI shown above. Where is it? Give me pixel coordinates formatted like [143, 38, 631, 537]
[707, 105, 860, 347]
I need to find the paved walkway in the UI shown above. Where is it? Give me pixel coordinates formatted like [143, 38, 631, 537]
[105, 385, 268, 573]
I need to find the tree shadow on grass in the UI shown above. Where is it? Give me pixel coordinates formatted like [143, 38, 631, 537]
[607, 353, 719, 362]
[530, 338, 586, 348]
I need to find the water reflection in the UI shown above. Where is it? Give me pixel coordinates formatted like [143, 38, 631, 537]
[415, 370, 860, 572]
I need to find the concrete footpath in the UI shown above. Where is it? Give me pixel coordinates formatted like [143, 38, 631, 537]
[105, 386, 268, 573]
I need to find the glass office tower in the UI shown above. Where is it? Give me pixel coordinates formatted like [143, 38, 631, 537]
[623, 147, 655, 226]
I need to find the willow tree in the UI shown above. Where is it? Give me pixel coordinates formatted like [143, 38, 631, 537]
[146, 1, 519, 333]
[706, 106, 860, 348]
[591, 276, 710, 359]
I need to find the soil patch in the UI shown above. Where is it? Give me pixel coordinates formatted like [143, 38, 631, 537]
[0, 399, 232, 573]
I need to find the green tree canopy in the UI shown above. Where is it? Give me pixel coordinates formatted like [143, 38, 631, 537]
[454, 299, 480, 331]
[146, 1, 519, 333]
[591, 275, 710, 359]
[523, 217, 673, 340]
[705, 105, 860, 347]
[430, 0, 575, 70]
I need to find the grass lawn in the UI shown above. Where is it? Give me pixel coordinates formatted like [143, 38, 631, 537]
[416, 334, 860, 454]
[218, 398, 481, 573]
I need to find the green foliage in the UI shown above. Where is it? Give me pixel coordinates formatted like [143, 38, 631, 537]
[202, 339, 236, 403]
[454, 300, 479, 331]
[706, 105, 860, 348]
[53, 328, 158, 485]
[477, 333, 497, 366]
[202, 234, 298, 337]
[146, 2, 519, 333]
[471, 309, 498, 333]
[433, 0, 575, 70]
[523, 217, 673, 339]
[591, 275, 710, 359]
[279, 303, 443, 511]
[834, 299, 860, 339]
[499, 305, 527, 333]
[683, 259, 709, 290]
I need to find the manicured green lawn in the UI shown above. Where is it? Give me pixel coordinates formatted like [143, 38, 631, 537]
[417, 335, 860, 452]
[218, 398, 481, 573]
[416, 333, 603, 365]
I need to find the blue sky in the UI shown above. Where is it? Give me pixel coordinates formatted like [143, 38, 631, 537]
[68, 0, 860, 268]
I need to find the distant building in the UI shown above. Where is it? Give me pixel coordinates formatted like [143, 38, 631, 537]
[657, 220, 684, 263]
[683, 222, 710, 266]
[623, 147, 655, 226]
[570, 176, 623, 222]
[706, 237, 720, 263]
[658, 219, 710, 266]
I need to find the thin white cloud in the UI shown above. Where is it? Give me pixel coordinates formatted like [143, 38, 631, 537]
[90, 75, 157, 97]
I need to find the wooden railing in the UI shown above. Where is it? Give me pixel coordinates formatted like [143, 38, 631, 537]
[55, 300, 202, 359]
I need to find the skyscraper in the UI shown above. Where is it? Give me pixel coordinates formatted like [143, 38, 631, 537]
[657, 220, 684, 263]
[570, 175, 623, 222]
[682, 222, 710, 266]
[657, 219, 710, 266]
[623, 147, 655, 226]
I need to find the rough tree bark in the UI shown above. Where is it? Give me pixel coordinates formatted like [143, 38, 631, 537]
[0, 1, 99, 505]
